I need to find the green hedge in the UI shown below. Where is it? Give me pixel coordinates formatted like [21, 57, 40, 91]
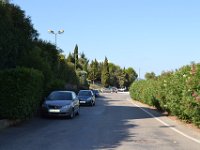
[0, 67, 44, 120]
[130, 64, 200, 128]
[44, 79, 66, 97]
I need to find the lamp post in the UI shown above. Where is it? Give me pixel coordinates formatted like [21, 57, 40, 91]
[48, 29, 64, 48]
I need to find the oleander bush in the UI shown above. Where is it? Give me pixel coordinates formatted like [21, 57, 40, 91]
[0, 67, 44, 120]
[130, 63, 200, 127]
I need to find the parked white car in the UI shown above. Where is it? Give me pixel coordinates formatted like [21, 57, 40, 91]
[118, 87, 126, 92]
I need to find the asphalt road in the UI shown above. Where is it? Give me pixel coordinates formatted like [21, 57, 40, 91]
[0, 93, 200, 150]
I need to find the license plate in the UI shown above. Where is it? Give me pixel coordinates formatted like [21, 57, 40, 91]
[80, 101, 86, 103]
[49, 109, 60, 113]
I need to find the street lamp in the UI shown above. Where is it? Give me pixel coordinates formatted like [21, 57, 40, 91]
[48, 29, 64, 48]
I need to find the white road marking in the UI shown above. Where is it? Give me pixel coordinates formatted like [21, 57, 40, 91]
[128, 98, 200, 144]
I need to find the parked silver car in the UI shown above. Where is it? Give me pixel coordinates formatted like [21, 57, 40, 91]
[41, 91, 80, 118]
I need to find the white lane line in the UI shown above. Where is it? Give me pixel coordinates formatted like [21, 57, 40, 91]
[128, 99, 200, 144]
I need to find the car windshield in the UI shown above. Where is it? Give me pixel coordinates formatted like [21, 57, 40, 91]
[47, 92, 72, 100]
[78, 91, 92, 96]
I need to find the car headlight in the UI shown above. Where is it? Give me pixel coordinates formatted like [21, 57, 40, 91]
[62, 105, 71, 109]
[87, 97, 92, 101]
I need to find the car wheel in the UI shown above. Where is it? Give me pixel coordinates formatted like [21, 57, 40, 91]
[69, 109, 74, 119]
[41, 113, 46, 118]
[76, 107, 80, 115]
[90, 101, 93, 106]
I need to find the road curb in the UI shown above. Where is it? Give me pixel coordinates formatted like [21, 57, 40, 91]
[0, 119, 21, 130]
[0, 119, 11, 129]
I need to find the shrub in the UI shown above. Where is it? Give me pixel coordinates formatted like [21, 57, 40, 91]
[0, 67, 44, 120]
[129, 64, 200, 127]
[44, 79, 66, 97]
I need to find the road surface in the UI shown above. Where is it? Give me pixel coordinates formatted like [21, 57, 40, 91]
[0, 93, 200, 150]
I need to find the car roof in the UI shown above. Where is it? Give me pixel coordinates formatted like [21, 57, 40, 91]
[51, 91, 74, 93]
[79, 90, 92, 91]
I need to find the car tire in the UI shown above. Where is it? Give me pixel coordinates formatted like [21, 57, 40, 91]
[76, 107, 80, 116]
[69, 109, 74, 119]
[90, 101, 94, 106]
[41, 113, 46, 118]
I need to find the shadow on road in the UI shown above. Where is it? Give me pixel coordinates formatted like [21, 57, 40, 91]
[75, 94, 165, 150]
[0, 93, 165, 150]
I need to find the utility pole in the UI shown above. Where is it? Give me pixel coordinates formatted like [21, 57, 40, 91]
[138, 68, 141, 80]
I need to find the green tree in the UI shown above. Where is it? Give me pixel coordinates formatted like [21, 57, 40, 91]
[101, 57, 110, 87]
[74, 44, 78, 70]
[88, 59, 99, 84]
[125, 67, 138, 87]
[0, 2, 80, 114]
[77, 70, 88, 88]
[118, 68, 128, 88]
[0, 3, 38, 69]
[97, 62, 103, 82]
[145, 72, 156, 80]
[109, 63, 121, 87]
[66, 52, 75, 64]
[78, 52, 89, 72]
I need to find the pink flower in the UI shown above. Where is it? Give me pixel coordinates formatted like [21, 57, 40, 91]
[192, 92, 198, 97]
[195, 96, 200, 102]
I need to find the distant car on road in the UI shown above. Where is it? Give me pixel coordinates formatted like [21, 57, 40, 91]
[78, 90, 96, 106]
[111, 87, 118, 93]
[92, 89, 100, 97]
[118, 87, 127, 92]
[41, 91, 80, 118]
[101, 88, 112, 93]
[101, 87, 118, 93]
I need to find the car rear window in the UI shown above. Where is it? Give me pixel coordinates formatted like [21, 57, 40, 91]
[78, 91, 92, 96]
[47, 92, 72, 100]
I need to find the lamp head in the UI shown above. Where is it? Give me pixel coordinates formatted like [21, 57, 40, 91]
[48, 30, 55, 34]
[58, 30, 64, 34]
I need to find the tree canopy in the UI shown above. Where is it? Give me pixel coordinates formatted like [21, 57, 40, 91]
[1, 3, 138, 92]
[101, 57, 110, 87]
[145, 72, 156, 80]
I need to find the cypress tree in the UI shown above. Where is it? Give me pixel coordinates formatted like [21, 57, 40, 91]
[74, 44, 78, 70]
[101, 57, 110, 87]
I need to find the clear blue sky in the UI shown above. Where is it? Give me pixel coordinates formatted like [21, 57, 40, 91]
[12, 0, 200, 78]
